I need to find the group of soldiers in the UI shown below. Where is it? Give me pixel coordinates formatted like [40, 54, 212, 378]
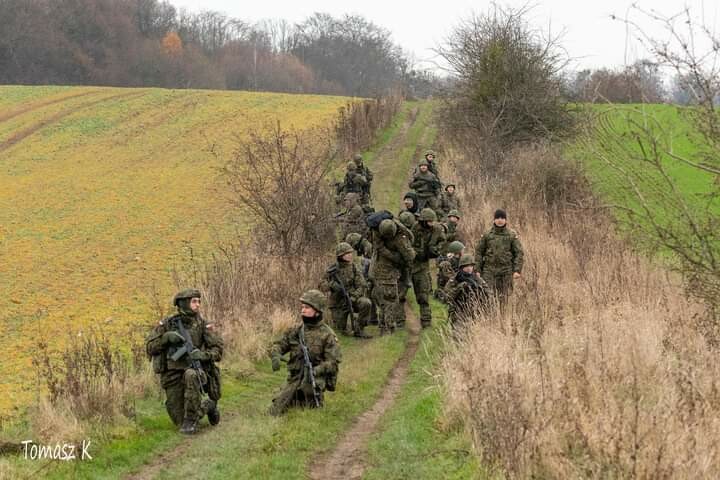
[146, 149, 525, 432]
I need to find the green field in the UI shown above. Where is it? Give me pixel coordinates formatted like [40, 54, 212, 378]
[569, 104, 719, 230]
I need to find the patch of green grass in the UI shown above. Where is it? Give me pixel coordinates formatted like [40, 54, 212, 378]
[364, 298, 486, 479]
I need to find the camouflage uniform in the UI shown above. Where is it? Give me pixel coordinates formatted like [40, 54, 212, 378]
[353, 154, 373, 206]
[441, 211, 465, 251]
[409, 160, 442, 214]
[436, 241, 465, 302]
[475, 225, 524, 302]
[410, 209, 445, 327]
[370, 219, 415, 333]
[337, 193, 367, 240]
[413, 150, 440, 179]
[146, 289, 223, 433]
[439, 184, 461, 218]
[346, 232, 377, 324]
[396, 212, 417, 321]
[320, 243, 372, 338]
[269, 290, 341, 416]
[444, 255, 490, 331]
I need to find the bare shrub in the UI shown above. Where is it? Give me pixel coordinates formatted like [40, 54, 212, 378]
[439, 141, 720, 478]
[221, 122, 338, 258]
[32, 327, 150, 428]
[335, 94, 403, 156]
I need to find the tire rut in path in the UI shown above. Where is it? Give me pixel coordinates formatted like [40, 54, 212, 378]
[308, 306, 421, 480]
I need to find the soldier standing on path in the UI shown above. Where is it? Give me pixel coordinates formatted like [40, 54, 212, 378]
[409, 159, 441, 214]
[435, 240, 465, 302]
[444, 255, 490, 333]
[353, 153, 373, 205]
[269, 290, 341, 416]
[410, 208, 445, 328]
[145, 289, 223, 434]
[320, 242, 373, 339]
[337, 192, 366, 240]
[369, 218, 415, 334]
[396, 211, 417, 325]
[475, 209, 524, 304]
[400, 191, 419, 217]
[442, 210, 465, 248]
[440, 184, 461, 218]
[414, 149, 440, 179]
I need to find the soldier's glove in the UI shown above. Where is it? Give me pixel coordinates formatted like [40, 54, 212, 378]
[162, 331, 185, 346]
[271, 355, 281, 372]
[189, 349, 209, 361]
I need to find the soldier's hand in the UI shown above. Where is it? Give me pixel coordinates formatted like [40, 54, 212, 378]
[162, 331, 185, 345]
[189, 349, 209, 361]
[513, 272, 521, 280]
[271, 356, 281, 372]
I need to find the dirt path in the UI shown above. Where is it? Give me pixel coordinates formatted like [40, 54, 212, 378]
[308, 307, 421, 480]
[0, 89, 103, 125]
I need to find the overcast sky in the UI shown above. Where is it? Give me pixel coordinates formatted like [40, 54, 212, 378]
[169, 0, 718, 72]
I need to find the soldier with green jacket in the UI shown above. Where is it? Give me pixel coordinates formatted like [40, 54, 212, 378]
[410, 208, 446, 328]
[146, 289, 223, 434]
[353, 153, 373, 205]
[320, 243, 373, 339]
[409, 159, 442, 213]
[337, 192, 366, 240]
[442, 210, 465, 249]
[475, 209, 524, 303]
[269, 290, 341, 415]
[370, 218, 415, 334]
[345, 232, 372, 260]
[436, 240, 465, 301]
[396, 211, 417, 321]
[440, 184, 461, 218]
[414, 149, 440, 179]
[444, 254, 490, 330]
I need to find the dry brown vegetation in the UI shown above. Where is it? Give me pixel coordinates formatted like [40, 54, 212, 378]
[438, 141, 720, 478]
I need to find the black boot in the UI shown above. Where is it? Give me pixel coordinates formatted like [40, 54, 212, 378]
[207, 400, 220, 426]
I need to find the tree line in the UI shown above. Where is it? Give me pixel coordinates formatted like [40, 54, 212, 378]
[0, 0, 434, 97]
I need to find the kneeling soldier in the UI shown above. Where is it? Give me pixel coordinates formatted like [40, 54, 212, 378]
[444, 255, 490, 332]
[269, 290, 342, 415]
[146, 289, 223, 434]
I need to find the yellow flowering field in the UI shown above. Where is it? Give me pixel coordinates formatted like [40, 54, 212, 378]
[0, 86, 351, 415]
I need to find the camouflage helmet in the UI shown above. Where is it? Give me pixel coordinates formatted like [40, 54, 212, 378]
[344, 192, 359, 204]
[398, 211, 416, 228]
[335, 242, 355, 257]
[345, 232, 362, 246]
[300, 289, 326, 312]
[447, 241, 465, 255]
[418, 158, 430, 167]
[419, 208, 437, 222]
[445, 183, 456, 191]
[458, 254, 475, 268]
[378, 218, 397, 238]
[173, 288, 201, 306]
[447, 209, 461, 219]
[347, 161, 357, 171]
[424, 149, 436, 158]
[353, 153, 363, 163]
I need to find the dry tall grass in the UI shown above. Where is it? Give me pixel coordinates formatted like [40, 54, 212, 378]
[439, 142, 720, 478]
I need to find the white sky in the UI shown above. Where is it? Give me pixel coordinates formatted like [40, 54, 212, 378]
[168, 0, 719, 73]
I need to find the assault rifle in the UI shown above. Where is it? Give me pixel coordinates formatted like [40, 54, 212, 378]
[298, 325, 321, 407]
[170, 317, 206, 395]
[327, 264, 356, 334]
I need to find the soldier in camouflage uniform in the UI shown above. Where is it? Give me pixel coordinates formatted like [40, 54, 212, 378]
[475, 209, 524, 303]
[435, 240, 465, 302]
[146, 289, 223, 434]
[409, 159, 442, 214]
[345, 232, 377, 324]
[396, 211, 417, 324]
[370, 218, 415, 334]
[410, 208, 445, 328]
[442, 210, 465, 249]
[353, 153, 373, 205]
[444, 254, 490, 332]
[320, 243, 373, 338]
[400, 191, 419, 216]
[413, 149, 440, 179]
[337, 192, 366, 240]
[269, 290, 341, 415]
[440, 184, 461, 218]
